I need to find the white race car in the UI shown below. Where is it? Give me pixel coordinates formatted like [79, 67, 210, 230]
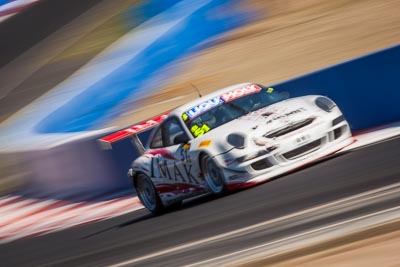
[105, 83, 353, 213]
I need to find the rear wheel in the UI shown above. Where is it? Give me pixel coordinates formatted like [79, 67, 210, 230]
[136, 173, 164, 214]
[201, 154, 227, 195]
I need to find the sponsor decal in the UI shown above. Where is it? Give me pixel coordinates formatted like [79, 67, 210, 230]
[198, 140, 212, 148]
[146, 148, 176, 160]
[221, 84, 262, 102]
[267, 87, 274, 93]
[150, 157, 199, 184]
[100, 112, 169, 143]
[185, 96, 224, 119]
[265, 108, 306, 124]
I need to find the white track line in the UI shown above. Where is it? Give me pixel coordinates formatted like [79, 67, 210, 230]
[109, 182, 400, 267]
[344, 121, 400, 151]
[185, 206, 400, 267]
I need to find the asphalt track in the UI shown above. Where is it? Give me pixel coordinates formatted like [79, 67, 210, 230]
[0, 136, 399, 266]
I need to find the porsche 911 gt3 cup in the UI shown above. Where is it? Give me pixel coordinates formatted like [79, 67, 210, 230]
[102, 83, 353, 214]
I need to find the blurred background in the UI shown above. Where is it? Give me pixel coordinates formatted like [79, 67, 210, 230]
[1, 0, 398, 196]
[0, 0, 399, 264]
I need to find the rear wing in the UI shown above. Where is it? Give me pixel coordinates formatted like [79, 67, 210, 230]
[98, 112, 170, 153]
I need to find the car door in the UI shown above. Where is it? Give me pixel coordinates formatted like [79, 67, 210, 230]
[148, 116, 200, 186]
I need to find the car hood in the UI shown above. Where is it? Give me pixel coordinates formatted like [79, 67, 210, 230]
[210, 96, 321, 140]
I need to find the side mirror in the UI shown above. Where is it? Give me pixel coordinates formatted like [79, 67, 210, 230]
[174, 133, 190, 144]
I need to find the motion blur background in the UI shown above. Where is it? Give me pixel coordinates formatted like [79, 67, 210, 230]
[1, 0, 399, 196]
[0, 0, 399, 264]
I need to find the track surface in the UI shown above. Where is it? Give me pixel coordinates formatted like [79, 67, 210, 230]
[0, 137, 399, 266]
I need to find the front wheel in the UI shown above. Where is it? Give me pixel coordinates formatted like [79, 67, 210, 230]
[135, 173, 164, 214]
[201, 154, 227, 196]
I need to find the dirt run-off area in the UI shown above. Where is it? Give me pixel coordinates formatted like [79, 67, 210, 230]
[272, 230, 400, 267]
[114, 0, 400, 127]
[241, 221, 400, 267]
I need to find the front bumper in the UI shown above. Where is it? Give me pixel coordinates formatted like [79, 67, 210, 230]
[215, 116, 352, 187]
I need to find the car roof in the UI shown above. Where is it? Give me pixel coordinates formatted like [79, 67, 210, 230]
[169, 82, 255, 117]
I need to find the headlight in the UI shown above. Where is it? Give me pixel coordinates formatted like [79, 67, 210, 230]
[236, 150, 268, 162]
[315, 97, 336, 112]
[227, 133, 247, 149]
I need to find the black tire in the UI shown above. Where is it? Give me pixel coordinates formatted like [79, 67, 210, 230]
[201, 154, 227, 196]
[135, 173, 164, 214]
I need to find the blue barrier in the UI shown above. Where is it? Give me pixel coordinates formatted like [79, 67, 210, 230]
[272, 45, 400, 131]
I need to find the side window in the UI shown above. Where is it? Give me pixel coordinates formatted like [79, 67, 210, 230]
[149, 117, 189, 148]
[163, 117, 189, 147]
[149, 127, 163, 149]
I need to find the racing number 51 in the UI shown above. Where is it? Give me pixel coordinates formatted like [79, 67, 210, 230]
[191, 124, 210, 137]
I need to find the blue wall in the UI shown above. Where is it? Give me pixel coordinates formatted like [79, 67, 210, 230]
[273, 45, 400, 131]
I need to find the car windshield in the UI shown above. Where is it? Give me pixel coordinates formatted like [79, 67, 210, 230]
[182, 85, 288, 138]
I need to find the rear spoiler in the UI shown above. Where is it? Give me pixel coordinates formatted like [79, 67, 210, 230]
[98, 112, 170, 152]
